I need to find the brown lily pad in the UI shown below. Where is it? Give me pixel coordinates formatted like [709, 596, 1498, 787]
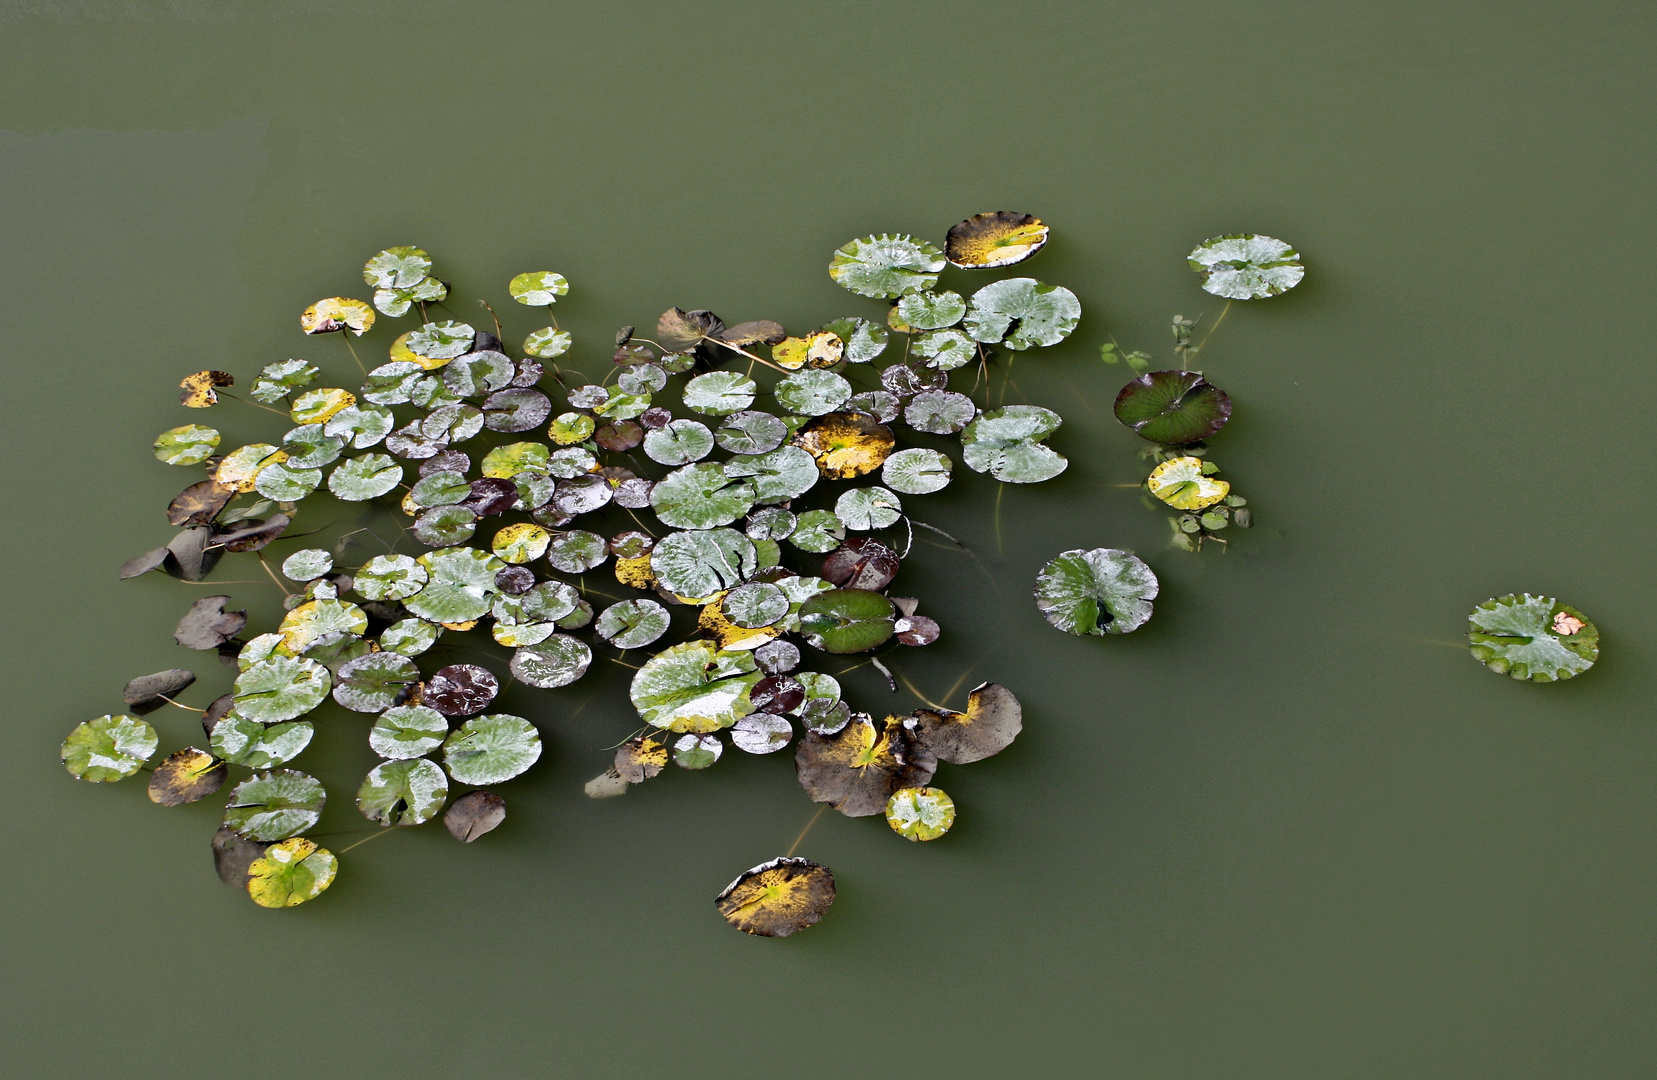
[122, 668, 196, 715]
[795, 714, 936, 817]
[167, 480, 236, 527]
[903, 681, 1022, 764]
[212, 825, 270, 887]
[715, 857, 835, 938]
[821, 538, 900, 591]
[425, 664, 499, 717]
[174, 595, 247, 650]
[148, 747, 227, 806]
[614, 736, 668, 783]
[444, 790, 507, 842]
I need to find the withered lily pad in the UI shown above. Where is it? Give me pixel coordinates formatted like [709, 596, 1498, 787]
[301, 297, 375, 336]
[174, 595, 247, 650]
[1034, 548, 1158, 635]
[123, 668, 197, 714]
[1114, 370, 1232, 445]
[425, 664, 499, 717]
[167, 479, 236, 527]
[820, 317, 888, 363]
[445, 790, 507, 841]
[615, 736, 669, 783]
[795, 715, 936, 817]
[213, 826, 269, 888]
[179, 370, 233, 408]
[905, 682, 1022, 763]
[946, 211, 1050, 269]
[1147, 456, 1229, 510]
[62, 715, 157, 782]
[794, 412, 895, 479]
[148, 747, 226, 806]
[246, 837, 336, 908]
[1468, 594, 1599, 682]
[715, 857, 835, 937]
[772, 331, 844, 371]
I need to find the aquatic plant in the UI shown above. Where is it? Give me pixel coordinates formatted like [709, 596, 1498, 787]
[1468, 594, 1598, 682]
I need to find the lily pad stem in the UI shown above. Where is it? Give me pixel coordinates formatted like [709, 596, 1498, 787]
[341, 334, 367, 377]
[895, 672, 947, 712]
[255, 552, 295, 597]
[154, 694, 205, 714]
[785, 805, 828, 858]
[869, 655, 897, 693]
[993, 482, 1005, 557]
[336, 827, 399, 855]
[219, 392, 289, 417]
[477, 298, 505, 343]
[1193, 299, 1232, 355]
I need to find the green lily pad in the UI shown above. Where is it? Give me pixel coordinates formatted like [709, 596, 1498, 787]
[962, 278, 1081, 349]
[912, 328, 977, 371]
[961, 405, 1068, 483]
[881, 448, 953, 495]
[904, 389, 976, 434]
[154, 424, 221, 466]
[251, 359, 320, 403]
[233, 656, 332, 723]
[546, 530, 609, 573]
[223, 769, 326, 841]
[404, 547, 504, 623]
[280, 549, 332, 582]
[650, 463, 757, 529]
[716, 411, 789, 455]
[246, 837, 336, 908]
[774, 370, 852, 416]
[508, 271, 569, 306]
[546, 446, 598, 478]
[1468, 594, 1599, 682]
[594, 599, 672, 649]
[896, 290, 966, 330]
[333, 652, 420, 713]
[328, 453, 403, 501]
[789, 509, 845, 553]
[820, 317, 889, 363]
[1188, 234, 1304, 299]
[673, 733, 723, 770]
[443, 714, 542, 785]
[410, 470, 470, 508]
[358, 758, 448, 826]
[723, 446, 818, 505]
[650, 528, 756, 598]
[444, 351, 515, 398]
[360, 361, 423, 405]
[406, 321, 476, 360]
[630, 641, 762, 733]
[508, 635, 593, 688]
[363, 246, 433, 290]
[282, 425, 343, 470]
[210, 716, 314, 769]
[523, 327, 572, 359]
[834, 487, 902, 531]
[885, 786, 956, 841]
[61, 715, 157, 782]
[798, 588, 896, 653]
[278, 598, 368, 652]
[1113, 370, 1233, 444]
[480, 442, 549, 480]
[380, 619, 440, 657]
[644, 419, 715, 466]
[722, 582, 790, 629]
[254, 461, 323, 502]
[324, 404, 395, 449]
[355, 554, 428, 601]
[682, 371, 757, 415]
[828, 235, 946, 298]
[369, 705, 449, 759]
[1034, 548, 1159, 635]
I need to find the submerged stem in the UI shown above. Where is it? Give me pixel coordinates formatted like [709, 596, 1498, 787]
[155, 694, 205, 715]
[336, 828, 398, 855]
[785, 805, 829, 858]
[1193, 298, 1233, 356]
[255, 552, 295, 597]
[993, 482, 1006, 557]
[342, 335, 367, 377]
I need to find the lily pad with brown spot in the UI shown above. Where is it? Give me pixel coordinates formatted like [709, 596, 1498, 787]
[615, 736, 669, 783]
[793, 412, 895, 479]
[945, 211, 1050, 269]
[794, 714, 936, 817]
[904, 682, 1022, 764]
[148, 747, 226, 806]
[300, 297, 375, 336]
[715, 857, 835, 937]
[178, 370, 233, 408]
[445, 790, 507, 841]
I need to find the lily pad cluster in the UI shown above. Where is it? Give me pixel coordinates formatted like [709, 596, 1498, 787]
[72, 219, 1074, 934]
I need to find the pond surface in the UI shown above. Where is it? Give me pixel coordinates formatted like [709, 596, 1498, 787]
[3, 3, 1654, 1077]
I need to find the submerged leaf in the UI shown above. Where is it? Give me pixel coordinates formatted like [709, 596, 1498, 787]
[122, 668, 196, 714]
[445, 790, 507, 841]
[213, 826, 270, 888]
[1114, 370, 1232, 445]
[615, 736, 669, 783]
[1188, 234, 1304, 299]
[795, 715, 936, 817]
[1034, 548, 1158, 635]
[246, 837, 336, 908]
[946, 211, 1050, 269]
[828, 235, 945, 299]
[1468, 594, 1599, 682]
[62, 715, 157, 782]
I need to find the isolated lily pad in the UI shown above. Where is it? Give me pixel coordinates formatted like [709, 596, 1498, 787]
[881, 447, 953, 495]
[62, 715, 157, 782]
[174, 595, 247, 650]
[962, 278, 1080, 349]
[820, 317, 889, 363]
[960, 405, 1068, 483]
[148, 747, 226, 807]
[301, 297, 375, 336]
[946, 211, 1050, 269]
[178, 369, 233, 409]
[210, 716, 314, 769]
[443, 714, 542, 785]
[794, 412, 896, 479]
[795, 715, 936, 817]
[1114, 370, 1232, 444]
[223, 769, 326, 841]
[509, 271, 568, 306]
[369, 705, 449, 759]
[355, 554, 428, 601]
[1468, 594, 1599, 682]
[246, 837, 336, 908]
[650, 528, 756, 598]
[885, 786, 956, 840]
[363, 246, 433, 290]
[1034, 548, 1159, 635]
[333, 652, 419, 713]
[1147, 455, 1229, 510]
[656, 308, 725, 352]
[1188, 234, 1305, 299]
[445, 790, 507, 842]
[594, 599, 671, 649]
[232, 655, 332, 723]
[509, 635, 593, 689]
[828, 235, 946, 298]
[798, 588, 896, 653]
[630, 641, 762, 733]
[715, 857, 835, 937]
[280, 548, 333, 582]
[154, 424, 221, 466]
[358, 758, 448, 826]
[904, 682, 1022, 763]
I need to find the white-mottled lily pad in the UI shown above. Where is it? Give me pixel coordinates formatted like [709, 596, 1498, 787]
[650, 463, 756, 529]
[281, 549, 333, 582]
[834, 487, 902, 531]
[820, 317, 889, 363]
[881, 448, 953, 494]
[404, 547, 503, 623]
[731, 713, 793, 754]
[673, 733, 723, 769]
[1188, 234, 1305, 299]
[509, 271, 568, 306]
[523, 327, 572, 358]
[380, 618, 440, 657]
[364, 246, 432, 290]
[650, 528, 756, 598]
[369, 704, 449, 759]
[211, 716, 314, 769]
[251, 359, 320, 403]
[509, 635, 593, 688]
[644, 419, 715, 466]
[912, 328, 977, 371]
[1034, 548, 1159, 635]
[154, 424, 220, 466]
[630, 641, 762, 733]
[233, 656, 332, 723]
[960, 405, 1068, 483]
[828, 235, 946, 298]
[594, 599, 671, 649]
[357, 758, 448, 826]
[223, 769, 326, 841]
[61, 715, 157, 782]
[328, 453, 403, 501]
[682, 371, 756, 415]
[333, 652, 420, 713]
[355, 554, 428, 601]
[788, 509, 844, 553]
[723, 445, 818, 505]
[774, 370, 852, 416]
[254, 461, 323, 502]
[896, 290, 966, 330]
[406, 321, 475, 360]
[962, 278, 1081, 349]
[1468, 594, 1599, 682]
[443, 714, 542, 785]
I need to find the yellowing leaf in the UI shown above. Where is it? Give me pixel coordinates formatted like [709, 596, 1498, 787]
[1147, 455, 1230, 510]
[179, 370, 233, 408]
[289, 388, 356, 425]
[213, 444, 287, 493]
[389, 330, 449, 370]
[492, 523, 550, 564]
[885, 785, 955, 840]
[148, 747, 227, 807]
[245, 837, 338, 908]
[615, 554, 656, 590]
[300, 297, 375, 336]
[714, 857, 835, 937]
[793, 412, 895, 479]
[698, 600, 782, 651]
[944, 211, 1050, 269]
[772, 331, 844, 371]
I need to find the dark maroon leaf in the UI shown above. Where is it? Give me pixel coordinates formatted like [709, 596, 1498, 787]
[821, 538, 900, 591]
[473, 329, 503, 353]
[444, 790, 507, 842]
[123, 668, 196, 714]
[511, 358, 545, 388]
[639, 407, 672, 429]
[202, 692, 236, 738]
[174, 595, 247, 650]
[461, 478, 518, 517]
[595, 420, 643, 452]
[167, 479, 236, 527]
[425, 664, 499, 717]
[495, 566, 535, 595]
[750, 675, 804, 716]
[894, 615, 940, 646]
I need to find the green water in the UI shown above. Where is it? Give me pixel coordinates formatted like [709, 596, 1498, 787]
[3, 3, 1654, 1076]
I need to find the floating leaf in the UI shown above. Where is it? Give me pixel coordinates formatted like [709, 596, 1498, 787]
[834, 487, 902, 531]
[213, 826, 270, 888]
[828, 235, 945, 298]
[718, 320, 787, 347]
[962, 278, 1080, 349]
[546, 530, 609, 573]
[731, 713, 793, 755]
[445, 790, 507, 841]
[960, 405, 1068, 484]
[233, 656, 332, 723]
[881, 447, 953, 495]
[179, 370, 233, 408]
[671, 733, 721, 769]
[1114, 370, 1232, 445]
[896, 289, 966, 330]
[174, 595, 247, 650]
[254, 461, 322, 502]
[358, 758, 448, 826]
[1468, 594, 1599, 682]
[650, 528, 756, 598]
[333, 652, 419, 713]
[369, 704, 449, 759]
[405, 547, 504, 623]
[246, 837, 336, 908]
[483, 388, 552, 434]
[364, 246, 433, 289]
[148, 747, 226, 807]
[1188, 234, 1304, 299]
[595, 599, 671, 649]
[715, 857, 835, 937]
[301, 297, 375, 336]
[821, 538, 900, 591]
[615, 736, 668, 783]
[643, 419, 714, 466]
[406, 320, 476, 360]
[820, 317, 889, 363]
[1147, 455, 1229, 510]
[794, 412, 895, 479]
[523, 327, 572, 359]
[682, 371, 757, 416]
[722, 582, 790, 629]
[797, 588, 895, 653]
[795, 715, 935, 816]
[425, 664, 500, 718]
[754, 640, 801, 675]
[714, 411, 787, 456]
[443, 714, 542, 785]
[772, 331, 844, 371]
[166, 477, 234, 527]
[656, 307, 725, 352]
[1034, 548, 1158, 635]
[61, 715, 157, 782]
[210, 716, 314, 769]
[788, 509, 845, 553]
[885, 786, 955, 840]
[491, 522, 550, 564]
[355, 553, 427, 601]
[650, 463, 756, 530]
[154, 424, 220, 466]
[443, 350, 515, 398]
[281, 423, 344, 469]
[630, 641, 762, 733]
[775, 370, 852, 416]
[328, 453, 403, 502]
[905, 682, 1022, 763]
[279, 598, 368, 652]
[509, 635, 594, 689]
[122, 668, 196, 714]
[380, 619, 439, 657]
[911, 328, 976, 371]
[698, 599, 781, 651]
[509, 271, 568, 306]
[290, 387, 356, 425]
[945, 211, 1050, 269]
[251, 359, 320, 403]
[223, 769, 326, 841]
[723, 446, 818, 505]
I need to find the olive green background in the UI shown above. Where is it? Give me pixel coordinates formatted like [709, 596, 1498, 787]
[3, 2, 1653, 1077]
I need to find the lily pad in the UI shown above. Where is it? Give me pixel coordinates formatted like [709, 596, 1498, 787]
[546, 530, 609, 573]
[445, 790, 507, 842]
[492, 522, 551, 564]
[254, 461, 323, 502]
[223, 769, 326, 841]
[369, 704, 449, 759]
[406, 321, 475, 360]
[821, 538, 900, 591]
[333, 652, 419, 713]
[961, 405, 1068, 484]
[615, 736, 668, 783]
[946, 211, 1050, 269]
[154, 424, 220, 466]
[881, 447, 953, 495]
[278, 598, 368, 652]
[232, 656, 332, 723]
[651, 463, 756, 530]
[324, 404, 396, 449]
[828, 235, 946, 298]
[355, 554, 428, 601]
[1034, 548, 1158, 635]
[772, 331, 844, 371]
[442, 714, 542, 785]
[483, 388, 553, 433]
[281, 549, 333, 582]
[912, 328, 977, 371]
[210, 716, 314, 769]
[722, 582, 790, 629]
[425, 664, 499, 718]
[363, 246, 433, 290]
[788, 509, 845, 554]
[1468, 594, 1599, 682]
[716, 411, 788, 455]
[405, 547, 504, 623]
[246, 837, 336, 908]
[962, 278, 1080, 349]
[682, 371, 757, 416]
[795, 715, 936, 817]
[444, 351, 516, 398]
[509, 635, 593, 689]
[1114, 370, 1232, 445]
[148, 747, 227, 807]
[715, 857, 835, 937]
[673, 733, 723, 770]
[301, 298, 375, 336]
[509, 271, 568, 306]
[630, 641, 762, 733]
[178, 369, 233, 408]
[61, 715, 157, 782]
[834, 487, 902, 531]
[723, 446, 818, 505]
[174, 595, 247, 650]
[650, 528, 756, 598]
[731, 713, 794, 754]
[329, 453, 403, 501]
[885, 786, 956, 840]
[820, 317, 889, 363]
[1147, 455, 1229, 510]
[1188, 234, 1305, 299]
[380, 619, 440, 657]
[896, 289, 967, 330]
[644, 419, 715, 466]
[358, 758, 448, 826]
[290, 388, 356, 426]
[594, 599, 672, 649]
[904, 682, 1022, 763]
[523, 327, 572, 359]
[798, 588, 896, 653]
[793, 412, 896, 479]
[251, 359, 319, 403]
[775, 370, 852, 416]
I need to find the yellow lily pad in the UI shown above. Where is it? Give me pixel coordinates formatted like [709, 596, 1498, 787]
[698, 599, 782, 651]
[389, 330, 450, 371]
[493, 523, 551, 564]
[246, 837, 337, 908]
[885, 785, 955, 840]
[300, 297, 375, 336]
[213, 444, 287, 493]
[945, 211, 1050, 269]
[772, 331, 844, 371]
[178, 370, 233, 408]
[615, 554, 656, 590]
[1147, 455, 1230, 510]
[289, 388, 356, 425]
[793, 412, 896, 479]
[714, 857, 835, 937]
